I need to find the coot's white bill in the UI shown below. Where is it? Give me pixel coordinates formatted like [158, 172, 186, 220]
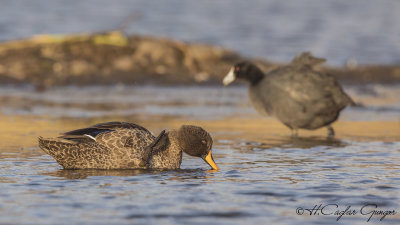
[223, 67, 235, 86]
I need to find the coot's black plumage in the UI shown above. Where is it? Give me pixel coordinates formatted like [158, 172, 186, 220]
[223, 52, 355, 136]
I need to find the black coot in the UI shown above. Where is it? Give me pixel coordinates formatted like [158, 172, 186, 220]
[223, 52, 355, 137]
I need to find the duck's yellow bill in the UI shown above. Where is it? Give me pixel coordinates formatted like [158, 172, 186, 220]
[204, 150, 219, 170]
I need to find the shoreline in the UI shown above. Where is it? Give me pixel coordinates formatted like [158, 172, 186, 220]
[0, 32, 399, 87]
[1, 115, 399, 152]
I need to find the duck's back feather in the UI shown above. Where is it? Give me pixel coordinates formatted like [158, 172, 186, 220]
[39, 122, 157, 169]
[60, 121, 152, 141]
[38, 137, 115, 169]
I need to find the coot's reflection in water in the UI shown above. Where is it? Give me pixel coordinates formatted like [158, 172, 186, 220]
[231, 136, 347, 151]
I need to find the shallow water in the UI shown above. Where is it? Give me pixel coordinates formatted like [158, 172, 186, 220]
[0, 85, 399, 224]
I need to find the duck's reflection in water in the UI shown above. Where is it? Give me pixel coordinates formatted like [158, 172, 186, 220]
[42, 168, 210, 180]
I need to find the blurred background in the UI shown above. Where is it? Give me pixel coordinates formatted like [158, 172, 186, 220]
[1, 0, 400, 86]
[0, 1, 400, 225]
[1, 0, 399, 65]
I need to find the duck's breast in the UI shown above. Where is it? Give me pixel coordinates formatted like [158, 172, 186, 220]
[148, 133, 182, 169]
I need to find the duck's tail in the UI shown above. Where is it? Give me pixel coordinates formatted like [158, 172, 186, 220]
[38, 136, 51, 154]
[39, 136, 82, 169]
[38, 136, 76, 157]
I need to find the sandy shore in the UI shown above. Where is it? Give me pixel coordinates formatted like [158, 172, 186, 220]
[1, 114, 398, 154]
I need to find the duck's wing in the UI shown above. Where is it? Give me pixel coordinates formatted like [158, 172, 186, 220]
[141, 130, 169, 166]
[59, 121, 152, 142]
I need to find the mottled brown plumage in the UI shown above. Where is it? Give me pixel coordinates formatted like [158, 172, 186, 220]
[38, 122, 218, 170]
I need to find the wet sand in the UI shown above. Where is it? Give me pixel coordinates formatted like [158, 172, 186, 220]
[1, 114, 398, 151]
[0, 84, 399, 151]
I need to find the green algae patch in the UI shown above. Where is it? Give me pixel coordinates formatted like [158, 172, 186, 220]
[92, 31, 128, 46]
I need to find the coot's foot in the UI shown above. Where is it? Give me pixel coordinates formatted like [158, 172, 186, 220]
[327, 126, 335, 138]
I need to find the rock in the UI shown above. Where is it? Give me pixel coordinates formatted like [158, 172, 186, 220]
[113, 56, 133, 71]
[132, 38, 184, 68]
[70, 60, 96, 76]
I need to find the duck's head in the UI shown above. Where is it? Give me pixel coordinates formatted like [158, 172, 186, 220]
[177, 125, 219, 170]
[223, 61, 264, 86]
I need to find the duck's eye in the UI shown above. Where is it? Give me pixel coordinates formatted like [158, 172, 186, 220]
[235, 66, 240, 72]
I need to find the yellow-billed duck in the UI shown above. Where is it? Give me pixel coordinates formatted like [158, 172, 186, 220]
[38, 122, 218, 170]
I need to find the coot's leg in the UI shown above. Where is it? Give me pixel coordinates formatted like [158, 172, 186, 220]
[327, 125, 335, 137]
[291, 129, 298, 137]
